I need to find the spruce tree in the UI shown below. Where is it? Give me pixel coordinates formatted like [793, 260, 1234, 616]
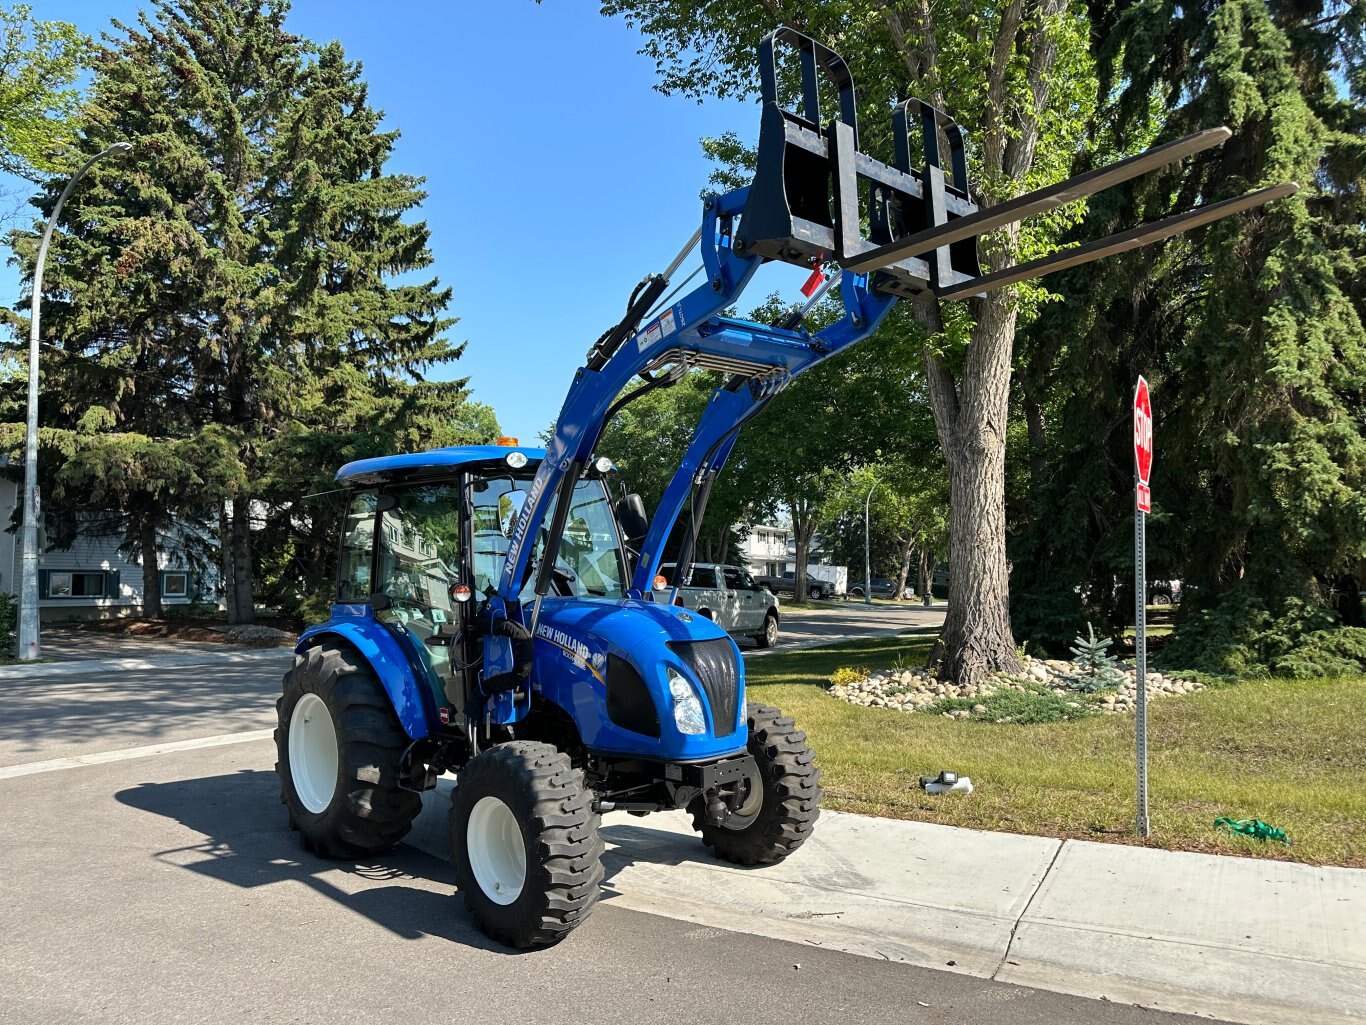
[7, 0, 495, 621]
[1012, 0, 1366, 657]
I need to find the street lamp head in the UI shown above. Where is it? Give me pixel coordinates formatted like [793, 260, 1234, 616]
[108, 142, 134, 155]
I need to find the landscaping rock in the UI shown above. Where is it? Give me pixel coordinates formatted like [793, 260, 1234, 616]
[826, 654, 1204, 720]
[223, 625, 291, 646]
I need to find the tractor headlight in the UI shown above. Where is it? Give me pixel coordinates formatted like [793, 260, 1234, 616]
[667, 667, 706, 735]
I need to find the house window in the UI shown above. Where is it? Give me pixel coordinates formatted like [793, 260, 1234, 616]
[47, 571, 107, 598]
[162, 571, 189, 598]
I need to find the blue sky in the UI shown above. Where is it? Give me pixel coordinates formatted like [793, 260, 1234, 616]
[3, 1, 809, 440]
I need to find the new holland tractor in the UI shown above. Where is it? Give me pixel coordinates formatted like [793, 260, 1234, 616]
[274, 28, 1293, 948]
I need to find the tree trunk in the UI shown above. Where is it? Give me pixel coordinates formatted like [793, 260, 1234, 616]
[140, 516, 162, 619]
[220, 506, 237, 622]
[918, 544, 932, 600]
[921, 296, 1023, 685]
[229, 496, 255, 625]
[1025, 398, 1048, 486]
[894, 531, 914, 599]
[790, 497, 817, 601]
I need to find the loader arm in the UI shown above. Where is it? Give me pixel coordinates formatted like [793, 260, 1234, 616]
[494, 187, 896, 610]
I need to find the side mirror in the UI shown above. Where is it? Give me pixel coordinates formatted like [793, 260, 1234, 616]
[614, 493, 649, 543]
[498, 489, 528, 538]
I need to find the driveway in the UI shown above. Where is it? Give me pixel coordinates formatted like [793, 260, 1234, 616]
[739, 598, 944, 650]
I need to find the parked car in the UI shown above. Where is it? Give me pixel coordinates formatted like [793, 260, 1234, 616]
[1148, 580, 1183, 606]
[660, 562, 781, 647]
[848, 576, 913, 600]
[754, 566, 845, 600]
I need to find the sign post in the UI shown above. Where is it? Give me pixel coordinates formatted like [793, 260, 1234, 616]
[1133, 376, 1153, 838]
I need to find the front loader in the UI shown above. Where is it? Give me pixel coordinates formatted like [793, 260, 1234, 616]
[274, 27, 1294, 948]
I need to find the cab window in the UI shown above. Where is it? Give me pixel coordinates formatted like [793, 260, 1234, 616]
[691, 567, 717, 588]
[337, 491, 376, 601]
[470, 475, 627, 600]
[377, 483, 463, 618]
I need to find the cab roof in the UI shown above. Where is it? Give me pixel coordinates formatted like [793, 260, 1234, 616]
[335, 445, 546, 484]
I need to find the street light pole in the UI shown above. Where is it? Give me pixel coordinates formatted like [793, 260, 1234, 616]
[16, 142, 133, 660]
[863, 478, 878, 606]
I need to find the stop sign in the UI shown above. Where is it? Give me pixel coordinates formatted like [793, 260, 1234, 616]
[1134, 377, 1153, 483]
[1134, 377, 1153, 512]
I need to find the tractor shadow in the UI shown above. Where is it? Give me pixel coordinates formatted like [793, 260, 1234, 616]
[114, 768, 527, 954]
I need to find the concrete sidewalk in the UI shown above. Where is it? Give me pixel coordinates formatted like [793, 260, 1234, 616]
[408, 785, 1365, 1025]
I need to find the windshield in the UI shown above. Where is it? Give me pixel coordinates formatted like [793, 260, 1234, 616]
[471, 475, 627, 600]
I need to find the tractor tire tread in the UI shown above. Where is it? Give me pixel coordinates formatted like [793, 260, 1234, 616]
[691, 702, 821, 866]
[276, 640, 421, 860]
[450, 741, 603, 949]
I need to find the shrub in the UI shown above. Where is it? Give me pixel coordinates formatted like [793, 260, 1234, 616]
[1160, 592, 1366, 678]
[1270, 628, 1366, 678]
[0, 592, 15, 653]
[164, 602, 220, 620]
[928, 683, 1099, 724]
[1067, 622, 1123, 692]
[829, 666, 869, 688]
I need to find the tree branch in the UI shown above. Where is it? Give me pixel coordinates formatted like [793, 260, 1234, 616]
[1003, 0, 1066, 181]
[981, 0, 1024, 177]
[882, 1, 945, 108]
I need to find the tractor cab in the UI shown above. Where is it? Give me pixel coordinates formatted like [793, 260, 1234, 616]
[326, 444, 633, 725]
[315, 442, 744, 767]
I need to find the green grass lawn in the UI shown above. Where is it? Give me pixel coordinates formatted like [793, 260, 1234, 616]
[746, 635, 1366, 867]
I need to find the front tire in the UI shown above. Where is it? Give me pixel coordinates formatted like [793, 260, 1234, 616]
[751, 611, 779, 649]
[451, 741, 603, 948]
[691, 703, 821, 865]
[275, 640, 421, 858]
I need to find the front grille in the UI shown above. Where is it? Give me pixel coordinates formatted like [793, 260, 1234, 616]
[668, 639, 739, 738]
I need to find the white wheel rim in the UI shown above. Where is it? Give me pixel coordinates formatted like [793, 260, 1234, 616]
[289, 692, 339, 814]
[766, 617, 777, 643]
[467, 795, 526, 905]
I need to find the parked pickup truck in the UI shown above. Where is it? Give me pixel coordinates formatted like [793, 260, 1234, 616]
[755, 566, 846, 600]
[849, 576, 914, 600]
[660, 562, 781, 648]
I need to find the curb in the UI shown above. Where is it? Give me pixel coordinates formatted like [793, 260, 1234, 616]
[0, 626, 933, 679]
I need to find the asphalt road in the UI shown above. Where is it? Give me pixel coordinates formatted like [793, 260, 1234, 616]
[0, 606, 1226, 1025]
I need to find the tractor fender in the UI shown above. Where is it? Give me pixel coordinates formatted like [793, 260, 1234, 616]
[296, 618, 431, 740]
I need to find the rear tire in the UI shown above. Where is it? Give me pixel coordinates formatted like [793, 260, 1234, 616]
[751, 611, 779, 649]
[275, 641, 421, 858]
[691, 703, 820, 865]
[451, 741, 603, 948]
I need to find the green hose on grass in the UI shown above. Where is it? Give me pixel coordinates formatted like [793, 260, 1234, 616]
[1215, 817, 1290, 845]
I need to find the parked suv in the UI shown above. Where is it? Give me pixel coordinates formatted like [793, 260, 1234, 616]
[660, 562, 781, 648]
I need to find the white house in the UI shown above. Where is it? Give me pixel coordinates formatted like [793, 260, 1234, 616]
[0, 476, 215, 622]
[742, 523, 792, 576]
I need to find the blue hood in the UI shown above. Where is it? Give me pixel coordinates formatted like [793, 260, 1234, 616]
[529, 596, 746, 760]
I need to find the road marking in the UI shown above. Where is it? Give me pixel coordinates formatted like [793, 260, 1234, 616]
[0, 728, 274, 780]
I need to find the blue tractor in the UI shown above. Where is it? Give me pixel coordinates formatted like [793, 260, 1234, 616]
[274, 28, 1292, 948]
